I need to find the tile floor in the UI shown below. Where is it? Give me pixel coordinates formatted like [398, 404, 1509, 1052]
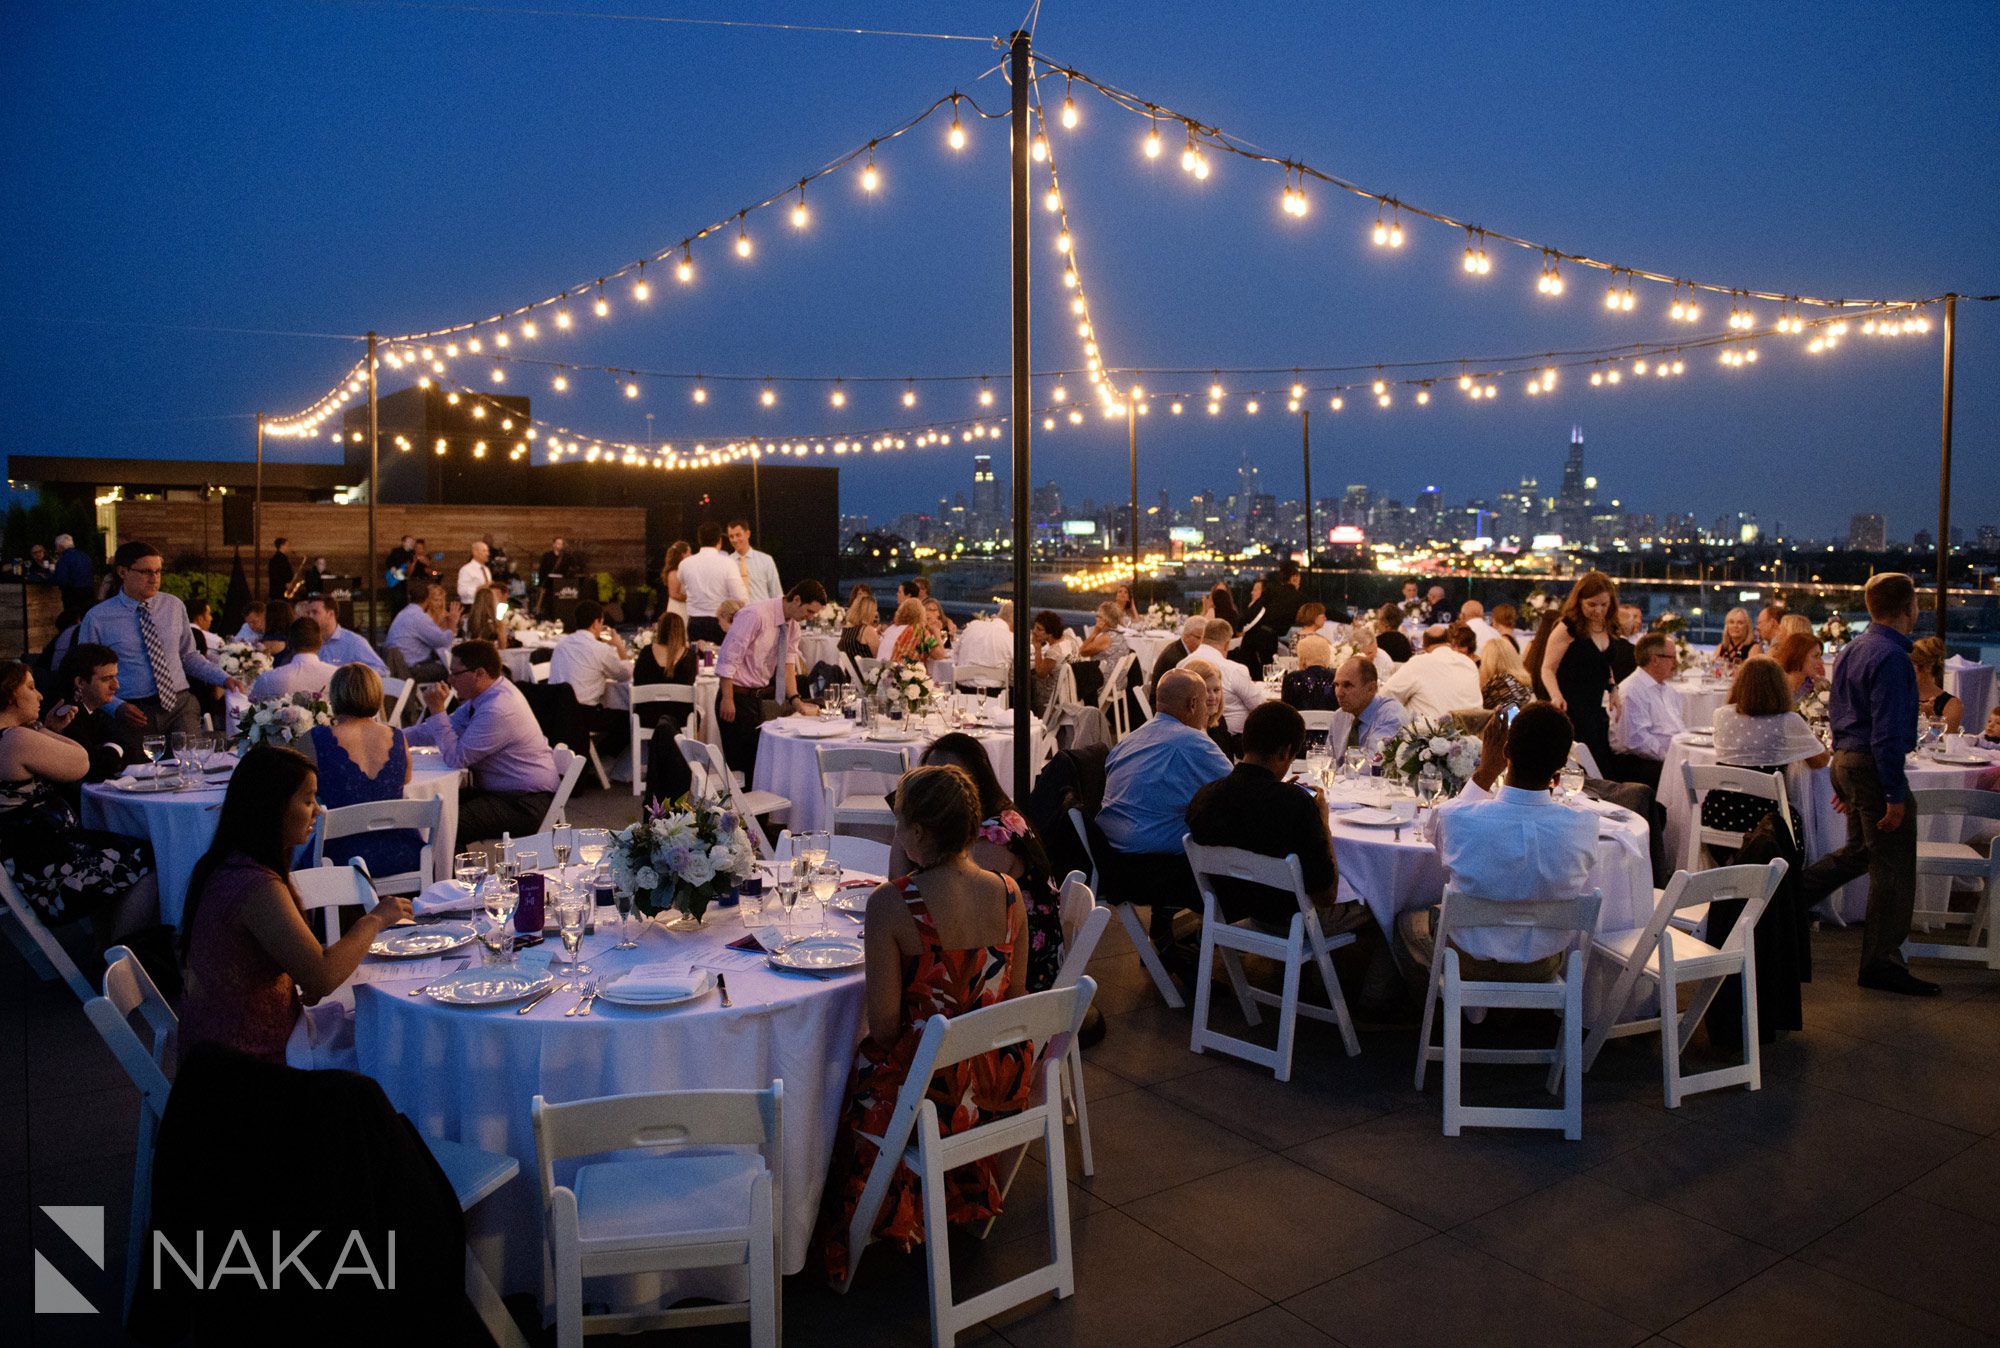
[9, 790, 2000, 1346]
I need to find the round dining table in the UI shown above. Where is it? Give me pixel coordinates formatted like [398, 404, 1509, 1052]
[752, 712, 1039, 835]
[1665, 676, 1731, 730]
[353, 902, 868, 1300]
[81, 753, 464, 926]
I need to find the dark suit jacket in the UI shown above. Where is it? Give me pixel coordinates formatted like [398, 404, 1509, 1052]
[1148, 639, 1190, 697]
[64, 706, 146, 782]
[268, 551, 294, 595]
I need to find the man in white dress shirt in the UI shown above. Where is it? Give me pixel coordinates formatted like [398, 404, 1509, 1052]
[1382, 626, 1483, 722]
[549, 599, 634, 759]
[679, 521, 748, 644]
[251, 618, 336, 701]
[726, 520, 782, 602]
[1178, 618, 1267, 734]
[1399, 705, 1598, 980]
[456, 540, 493, 605]
[1609, 633, 1684, 791]
[1457, 600, 1499, 651]
[955, 603, 1014, 680]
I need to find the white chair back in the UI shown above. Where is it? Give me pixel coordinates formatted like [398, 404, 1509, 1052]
[774, 829, 892, 875]
[539, 746, 587, 835]
[86, 946, 179, 1319]
[1297, 708, 1341, 734]
[1682, 762, 1794, 868]
[1568, 741, 1602, 778]
[312, 794, 443, 897]
[532, 1083, 785, 1211]
[0, 863, 93, 1000]
[627, 683, 698, 797]
[815, 743, 910, 831]
[677, 735, 782, 859]
[1905, 788, 2000, 969]
[291, 860, 379, 943]
[952, 662, 1009, 694]
[380, 675, 414, 725]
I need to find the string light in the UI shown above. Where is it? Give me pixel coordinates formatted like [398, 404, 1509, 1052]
[1143, 115, 1162, 159]
[734, 213, 753, 257]
[791, 185, 809, 229]
[624, 381, 640, 398]
[1031, 129, 1049, 163]
[593, 284, 610, 318]
[1461, 228, 1491, 275]
[760, 382, 777, 406]
[1045, 186, 1061, 212]
[860, 142, 880, 192]
[1537, 251, 1564, 296]
[902, 381, 917, 407]
[1060, 77, 1079, 129]
[692, 383, 708, 404]
[676, 245, 694, 284]
[553, 371, 568, 392]
[947, 96, 966, 150]
[830, 382, 846, 408]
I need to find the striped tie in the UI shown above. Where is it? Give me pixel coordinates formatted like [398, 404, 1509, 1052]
[137, 599, 177, 717]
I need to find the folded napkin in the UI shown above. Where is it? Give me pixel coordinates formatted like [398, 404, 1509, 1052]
[413, 879, 477, 917]
[611, 964, 708, 999]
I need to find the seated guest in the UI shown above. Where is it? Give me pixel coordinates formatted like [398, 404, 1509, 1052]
[549, 599, 634, 754]
[464, 581, 510, 647]
[1479, 637, 1536, 714]
[1292, 602, 1329, 643]
[1399, 704, 1597, 980]
[633, 610, 697, 716]
[1149, 616, 1205, 699]
[1983, 704, 2000, 748]
[405, 640, 560, 842]
[1188, 701, 1357, 934]
[1714, 607, 1758, 666]
[187, 598, 224, 656]
[53, 642, 147, 783]
[0, 660, 158, 940]
[815, 764, 1029, 1283]
[1488, 602, 1523, 650]
[384, 578, 458, 680]
[892, 733, 1065, 992]
[298, 595, 386, 674]
[257, 599, 293, 658]
[1778, 613, 1815, 641]
[1458, 600, 1498, 650]
[1078, 601, 1130, 671]
[1184, 657, 1238, 760]
[714, 581, 826, 781]
[251, 618, 335, 701]
[840, 586, 882, 661]
[1705, 655, 1828, 842]
[232, 600, 267, 646]
[921, 596, 958, 644]
[297, 665, 421, 879]
[1330, 655, 1407, 756]
[1281, 634, 1341, 710]
[1610, 633, 1684, 790]
[1375, 624, 1415, 665]
[955, 601, 1014, 675]
[1178, 618, 1268, 734]
[1756, 604, 1787, 649]
[1911, 636, 1962, 733]
[1771, 631, 1825, 701]
[178, 746, 412, 1064]
[875, 597, 929, 663]
[1425, 584, 1453, 626]
[1201, 582, 1240, 633]
[1097, 669, 1231, 956]
[1383, 624, 1483, 721]
[1113, 583, 1140, 623]
[1027, 610, 1078, 711]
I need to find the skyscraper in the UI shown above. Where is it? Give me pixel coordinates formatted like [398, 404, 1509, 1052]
[1848, 513, 1887, 551]
[971, 454, 997, 536]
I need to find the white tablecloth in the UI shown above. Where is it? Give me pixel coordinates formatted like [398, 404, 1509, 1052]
[82, 760, 463, 926]
[1665, 678, 1730, 730]
[1947, 659, 1996, 728]
[798, 631, 842, 673]
[753, 715, 1037, 835]
[354, 912, 865, 1297]
[1657, 734, 1993, 924]
[1123, 629, 1177, 674]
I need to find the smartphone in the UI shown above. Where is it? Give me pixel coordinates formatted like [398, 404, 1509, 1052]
[1502, 703, 1521, 725]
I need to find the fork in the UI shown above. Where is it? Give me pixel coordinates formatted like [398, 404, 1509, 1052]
[565, 982, 599, 1016]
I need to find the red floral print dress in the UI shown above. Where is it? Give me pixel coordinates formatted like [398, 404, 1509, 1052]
[816, 872, 1030, 1284]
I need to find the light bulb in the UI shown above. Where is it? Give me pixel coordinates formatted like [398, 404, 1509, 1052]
[692, 386, 707, 403]
[1181, 145, 1196, 172]
[1459, 373, 1473, 391]
[1377, 393, 1391, 408]
[553, 374, 568, 392]
[1069, 409, 1084, 424]
[467, 337, 482, 353]
[1170, 401, 1183, 414]
[1463, 246, 1477, 273]
[1389, 221, 1403, 247]
[555, 309, 572, 329]
[1044, 416, 1057, 430]
[1607, 369, 1622, 384]
[1621, 287, 1635, 311]
[676, 254, 693, 283]
[791, 199, 809, 228]
[1372, 379, 1386, 395]
[594, 295, 610, 317]
[1144, 124, 1162, 158]
[1605, 285, 1620, 311]
[735, 230, 752, 258]
[979, 387, 994, 406]
[521, 322, 537, 339]
[1373, 219, 1389, 246]
[861, 161, 879, 192]
[1329, 396, 1343, 410]
[948, 116, 965, 150]
[624, 382, 639, 398]
[1209, 381, 1224, 399]
[491, 368, 505, 383]
[1063, 267, 1077, 289]
[761, 386, 776, 406]
[1670, 299, 1685, 320]
[1290, 383, 1305, 400]
[1060, 95, 1078, 130]
[1245, 400, 1259, 413]
[831, 387, 846, 407]
[445, 343, 459, 357]
[1053, 384, 1067, 402]
[1416, 389, 1431, 404]
[1045, 187, 1060, 212]
[1032, 132, 1048, 163]
[1207, 401, 1220, 415]
[1056, 230, 1071, 253]
[1192, 151, 1209, 180]
[902, 387, 916, 407]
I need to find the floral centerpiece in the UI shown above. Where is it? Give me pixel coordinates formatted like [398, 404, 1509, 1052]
[805, 600, 846, 634]
[215, 640, 271, 684]
[1136, 601, 1181, 632]
[1381, 717, 1482, 795]
[1522, 588, 1561, 626]
[236, 692, 331, 747]
[1399, 595, 1429, 622]
[871, 658, 941, 716]
[613, 792, 758, 924]
[1796, 678, 1832, 746]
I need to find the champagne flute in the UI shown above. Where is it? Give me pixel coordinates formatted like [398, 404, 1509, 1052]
[812, 859, 842, 937]
[551, 821, 573, 881]
[556, 890, 590, 977]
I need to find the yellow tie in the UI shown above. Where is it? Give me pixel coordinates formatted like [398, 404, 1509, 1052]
[738, 554, 751, 593]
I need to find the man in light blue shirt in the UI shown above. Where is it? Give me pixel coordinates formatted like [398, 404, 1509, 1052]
[76, 541, 240, 735]
[384, 579, 459, 680]
[298, 595, 387, 674]
[406, 639, 560, 842]
[1331, 657, 1408, 758]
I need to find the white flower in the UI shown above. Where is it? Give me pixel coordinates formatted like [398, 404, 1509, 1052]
[1447, 740, 1480, 777]
[1427, 736, 1451, 756]
[678, 851, 715, 886]
[634, 865, 660, 890]
[254, 708, 274, 725]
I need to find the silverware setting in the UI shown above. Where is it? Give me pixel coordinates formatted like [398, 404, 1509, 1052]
[565, 983, 600, 1016]
[716, 973, 733, 1006]
[516, 981, 561, 1014]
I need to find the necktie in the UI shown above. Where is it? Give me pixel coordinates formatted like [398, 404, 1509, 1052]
[137, 599, 177, 716]
[738, 553, 751, 594]
[1341, 711, 1359, 754]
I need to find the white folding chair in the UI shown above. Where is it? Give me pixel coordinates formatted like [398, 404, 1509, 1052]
[1052, 873, 1113, 1174]
[816, 744, 909, 834]
[538, 746, 588, 836]
[677, 735, 789, 860]
[1568, 741, 1602, 779]
[1068, 807, 1183, 1009]
[0, 863, 93, 1001]
[529, 662, 550, 683]
[291, 860, 379, 943]
[855, 655, 884, 685]
[1413, 889, 1602, 1139]
[839, 982, 1095, 1348]
[1297, 708, 1341, 737]
[1581, 860, 1786, 1107]
[84, 946, 175, 1319]
[533, 1084, 783, 1348]
[312, 795, 443, 897]
[1129, 684, 1151, 728]
[380, 675, 414, 725]
[952, 662, 1009, 701]
[1098, 653, 1139, 740]
[627, 683, 697, 797]
[1904, 788, 2000, 969]
[1182, 838, 1363, 1081]
[1678, 762, 1792, 934]
[774, 829, 892, 875]
[1048, 660, 1082, 717]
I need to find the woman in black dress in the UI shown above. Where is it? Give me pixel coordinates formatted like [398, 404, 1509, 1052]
[1537, 571, 1619, 773]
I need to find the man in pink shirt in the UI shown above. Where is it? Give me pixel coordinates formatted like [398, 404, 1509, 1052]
[715, 580, 827, 778]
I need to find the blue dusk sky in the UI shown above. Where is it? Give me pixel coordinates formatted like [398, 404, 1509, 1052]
[4, 1, 1996, 539]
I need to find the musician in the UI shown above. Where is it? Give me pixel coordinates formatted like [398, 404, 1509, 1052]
[384, 535, 417, 611]
[267, 537, 297, 600]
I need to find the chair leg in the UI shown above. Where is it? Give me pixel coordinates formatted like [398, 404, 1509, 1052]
[918, 1115, 957, 1348]
[748, 1173, 778, 1348]
[1273, 938, 1304, 1083]
[1441, 960, 1463, 1135]
[1414, 968, 1441, 1091]
[551, 1192, 584, 1348]
[1309, 924, 1362, 1057]
[1118, 903, 1184, 1008]
[1066, 1044, 1095, 1177]
[1190, 917, 1218, 1056]
[1042, 1079, 1078, 1302]
[1741, 953, 1762, 1093]
[1660, 964, 1683, 1110]
[628, 730, 645, 797]
[1562, 959, 1584, 1140]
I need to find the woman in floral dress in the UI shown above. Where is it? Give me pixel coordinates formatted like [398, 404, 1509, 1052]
[817, 765, 1031, 1285]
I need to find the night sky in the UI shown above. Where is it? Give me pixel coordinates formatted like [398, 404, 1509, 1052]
[5, 1, 1996, 540]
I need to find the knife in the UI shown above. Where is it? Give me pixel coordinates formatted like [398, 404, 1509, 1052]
[516, 981, 560, 1014]
[716, 973, 733, 1007]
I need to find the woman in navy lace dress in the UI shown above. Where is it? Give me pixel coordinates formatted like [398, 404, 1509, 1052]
[298, 665, 421, 879]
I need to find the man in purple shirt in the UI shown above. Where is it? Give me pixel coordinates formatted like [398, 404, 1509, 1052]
[406, 639, 560, 843]
[1799, 573, 1932, 995]
[715, 580, 827, 778]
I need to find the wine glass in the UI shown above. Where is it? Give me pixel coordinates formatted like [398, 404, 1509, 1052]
[1417, 763, 1443, 806]
[555, 889, 590, 977]
[550, 822, 573, 881]
[1558, 762, 1587, 801]
[811, 859, 842, 937]
[1342, 747, 1367, 782]
[577, 829, 608, 871]
[775, 867, 801, 941]
[142, 734, 167, 777]
[481, 875, 518, 964]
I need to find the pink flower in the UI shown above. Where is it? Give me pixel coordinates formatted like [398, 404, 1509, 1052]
[978, 809, 1028, 846]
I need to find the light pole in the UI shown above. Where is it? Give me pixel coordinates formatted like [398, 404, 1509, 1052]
[1008, 29, 1033, 794]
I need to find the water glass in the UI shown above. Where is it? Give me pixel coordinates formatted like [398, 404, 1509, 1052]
[1418, 764, 1443, 805]
[811, 860, 842, 937]
[550, 822, 573, 877]
[576, 829, 609, 870]
[1341, 747, 1366, 781]
[555, 891, 590, 977]
[142, 734, 167, 770]
[738, 877, 767, 929]
[453, 851, 484, 890]
[1559, 763, 1587, 801]
[475, 913, 514, 966]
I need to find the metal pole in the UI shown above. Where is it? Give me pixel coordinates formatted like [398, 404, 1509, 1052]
[1127, 401, 1139, 586]
[1301, 408, 1313, 571]
[1935, 294, 1957, 639]
[1008, 30, 1033, 794]
[752, 450, 763, 538]
[366, 332, 380, 642]
[253, 412, 265, 598]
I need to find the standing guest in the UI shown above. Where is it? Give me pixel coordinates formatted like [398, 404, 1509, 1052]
[232, 600, 267, 647]
[1797, 573, 1932, 994]
[298, 595, 387, 674]
[384, 579, 459, 681]
[1150, 616, 1205, 699]
[465, 582, 509, 647]
[877, 598, 932, 663]
[405, 641, 560, 843]
[1610, 633, 1686, 790]
[0, 661, 158, 940]
[384, 535, 417, 612]
[1281, 634, 1341, 710]
[1479, 637, 1536, 714]
[1537, 570, 1620, 775]
[178, 746, 411, 1064]
[1025, 611, 1077, 711]
[296, 665, 421, 880]
[1704, 656, 1826, 840]
[1113, 583, 1140, 624]
[251, 619, 335, 702]
[52, 643, 147, 783]
[77, 541, 241, 736]
[187, 599, 223, 656]
[715, 599, 744, 633]
[52, 532, 95, 622]
[1756, 604, 1787, 650]
[1911, 636, 1962, 734]
[1488, 602, 1523, 651]
[549, 599, 635, 757]
[455, 540, 493, 606]
[679, 521, 747, 644]
[1383, 625, 1483, 722]
[1714, 607, 1758, 666]
[840, 587, 883, 661]
[954, 601, 1013, 676]
[1179, 618, 1268, 734]
[267, 536, 296, 600]
[714, 581, 826, 780]
[1772, 632, 1826, 700]
[1458, 601, 1498, 650]
[1188, 701, 1356, 934]
[1240, 560, 1303, 676]
[726, 519, 782, 602]
[1201, 583, 1241, 634]
[815, 765, 1028, 1284]
[536, 536, 570, 618]
[1330, 656, 1408, 756]
[658, 541, 691, 625]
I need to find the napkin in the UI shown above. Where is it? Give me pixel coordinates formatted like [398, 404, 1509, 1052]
[728, 926, 790, 954]
[1946, 654, 1978, 669]
[413, 879, 477, 917]
[612, 965, 708, 998]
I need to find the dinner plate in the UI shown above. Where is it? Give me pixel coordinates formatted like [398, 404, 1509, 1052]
[1929, 752, 1993, 767]
[769, 935, 865, 971]
[372, 922, 476, 958]
[422, 966, 554, 1006]
[1338, 807, 1412, 829]
[867, 727, 916, 743]
[596, 968, 712, 1007]
[787, 720, 851, 739]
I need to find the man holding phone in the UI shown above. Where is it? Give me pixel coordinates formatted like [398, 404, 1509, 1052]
[48, 642, 147, 785]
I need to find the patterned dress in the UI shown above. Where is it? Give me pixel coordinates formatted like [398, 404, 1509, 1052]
[978, 810, 1064, 992]
[0, 770, 153, 927]
[816, 873, 1030, 1284]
